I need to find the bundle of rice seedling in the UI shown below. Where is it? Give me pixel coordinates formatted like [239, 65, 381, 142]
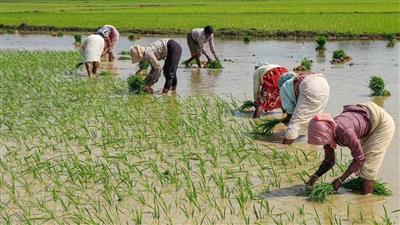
[331, 49, 351, 63]
[127, 75, 146, 94]
[73, 34, 81, 45]
[243, 36, 251, 43]
[128, 33, 136, 41]
[315, 36, 326, 50]
[368, 76, 391, 96]
[205, 60, 223, 69]
[342, 177, 392, 196]
[240, 100, 255, 111]
[118, 56, 131, 60]
[308, 183, 334, 202]
[135, 60, 150, 75]
[252, 118, 282, 135]
[294, 58, 312, 71]
[119, 51, 130, 55]
[385, 33, 396, 47]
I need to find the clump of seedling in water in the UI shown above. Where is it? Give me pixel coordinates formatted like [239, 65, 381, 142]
[315, 36, 327, 50]
[368, 76, 391, 96]
[128, 33, 136, 41]
[294, 58, 312, 71]
[243, 36, 251, 43]
[118, 56, 131, 60]
[119, 51, 129, 55]
[342, 177, 392, 195]
[308, 183, 334, 202]
[385, 33, 396, 47]
[127, 75, 146, 94]
[57, 32, 64, 37]
[240, 100, 255, 111]
[204, 59, 223, 69]
[73, 34, 81, 46]
[331, 49, 351, 64]
[252, 118, 282, 135]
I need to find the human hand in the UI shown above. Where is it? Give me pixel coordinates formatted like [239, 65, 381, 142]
[282, 138, 294, 145]
[331, 177, 343, 191]
[306, 175, 319, 187]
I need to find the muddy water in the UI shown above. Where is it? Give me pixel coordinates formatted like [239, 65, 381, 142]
[1, 34, 399, 221]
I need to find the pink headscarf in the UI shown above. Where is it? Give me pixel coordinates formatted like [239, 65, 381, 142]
[308, 113, 337, 148]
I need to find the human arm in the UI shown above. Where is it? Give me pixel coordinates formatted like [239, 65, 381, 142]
[306, 144, 336, 186]
[332, 129, 366, 190]
[144, 52, 162, 86]
[208, 35, 218, 60]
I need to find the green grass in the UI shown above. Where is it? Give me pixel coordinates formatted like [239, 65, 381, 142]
[0, 0, 399, 35]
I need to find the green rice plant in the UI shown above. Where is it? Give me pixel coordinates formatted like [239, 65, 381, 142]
[118, 56, 131, 60]
[252, 118, 282, 135]
[385, 33, 396, 47]
[315, 36, 327, 50]
[331, 49, 351, 63]
[239, 100, 255, 111]
[294, 58, 313, 71]
[119, 51, 130, 55]
[368, 76, 391, 96]
[139, 60, 150, 70]
[243, 36, 251, 43]
[99, 71, 113, 77]
[73, 34, 81, 44]
[308, 183, 334, 202]
[204, 60, 222, 69]
[57, 32, 64, 37]
[127, 75, 145, 94]
[128, 33, 136, 41]
[342, 177, 392, 195]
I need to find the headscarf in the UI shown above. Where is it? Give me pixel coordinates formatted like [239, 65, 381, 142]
[278, 72, 295, 88]
[308, 113, 337, 148]
[130, 45, 144, 64]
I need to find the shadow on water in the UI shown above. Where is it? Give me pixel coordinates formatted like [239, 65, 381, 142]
[259, 184, 309, 198]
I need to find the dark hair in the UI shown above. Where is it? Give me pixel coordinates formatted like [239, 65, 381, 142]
[204, 25, 214, 35]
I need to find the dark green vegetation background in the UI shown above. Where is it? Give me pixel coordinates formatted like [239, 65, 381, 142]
[1, 0, 399, 36]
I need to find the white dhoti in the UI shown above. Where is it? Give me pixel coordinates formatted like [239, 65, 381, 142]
[358, 102, 395, 180]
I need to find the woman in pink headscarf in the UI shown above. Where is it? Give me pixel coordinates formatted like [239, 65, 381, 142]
[306, 102, 395, 194]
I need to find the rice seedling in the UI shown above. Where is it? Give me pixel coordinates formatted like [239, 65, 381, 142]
[98, 71, 113, 77]
[128, 33, 136, 41]
[127, 75, 145, 94]
[294, 57, 313, 71]
[308, 183, 334, 202]
[368, 76, 391, 96]
[239, 100, 255, 111]
[331, 49, 351, 63]
[252, 118, 282, 135]
[204, 60, 223, 69]
[385, 33, 396, 47]
[119, 51, 130, 55]
[118, 56, 131, 60]
[315, 35, 327, 50]
[243, 36, 251, 43]
[342, 177, 392, 195]
[57, 32, 64, 37]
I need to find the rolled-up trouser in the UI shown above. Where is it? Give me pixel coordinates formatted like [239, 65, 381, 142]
[286, 74, 330, 139]
[358, 102, 395, 180]
[187, 33, 199, 57]
[163, 40, 182, 90]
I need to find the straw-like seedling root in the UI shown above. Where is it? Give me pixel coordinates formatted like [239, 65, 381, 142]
[342, 177, 392, 196]
[252, 118, 282, 135]
[308, 183, 334, 202]
[240, 100, 255, 111]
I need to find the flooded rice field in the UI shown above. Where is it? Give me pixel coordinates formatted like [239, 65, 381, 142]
[1, 34, 399, 224]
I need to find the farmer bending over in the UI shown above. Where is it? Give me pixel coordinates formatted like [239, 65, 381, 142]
[80, 34, 105, 78]
[306, 102, 395, 194]
[183, 25, 219, 68]
[278, 72, 330, 144]
[253, 63, 289, 118]
[130, 39, 182, 94]
[96, 25, 119, 61]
